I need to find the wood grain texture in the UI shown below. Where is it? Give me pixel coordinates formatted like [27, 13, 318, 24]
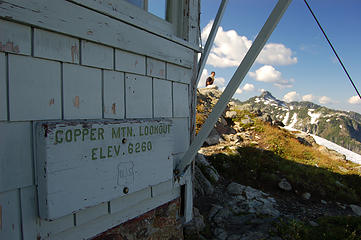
[81, 40, 113, 69]
[63, 63, 102, 119]
[0, 19, 31, 55]
[0, 0, 194, 67]
[8, 55, 62, 121]
[153, 78, 172, 118]
[0, 122, 33, 192]
[0, 53, 7, 120]
[0, 190, 21, 240]
[125, 73, 152, 118]
[34, 28, 80, 64]
[103, 70, 125, 119]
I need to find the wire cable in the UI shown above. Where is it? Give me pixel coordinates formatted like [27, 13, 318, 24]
[303, 0, 361, 100]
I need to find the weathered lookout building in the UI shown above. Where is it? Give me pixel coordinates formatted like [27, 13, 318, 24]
[0, 0, 200, 239]
[0, 0, 293, 238]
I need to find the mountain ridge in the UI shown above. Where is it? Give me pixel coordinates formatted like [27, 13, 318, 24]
[237, 91, 361, 154]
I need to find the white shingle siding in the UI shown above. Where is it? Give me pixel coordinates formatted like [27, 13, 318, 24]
[0, 190, 21, 240]
[153, 78, 172, 118]
[0, 19, 31, 55]
[171, 117, 190, 155]
[0, 53, 7, 120]
[173, 82, 189, 117]
[103, 70, 125, 119]
[63, 63, 102, 119]
[115, 49, 146, 75]
[167, 63, 192, 84]
[81, 40, 114, 69]
[8, 55, 61, 121]
[0, 122, 33, 192]
[125, 73, 152, 118]
[20, 186, 37, 240]
[0, 0, 197, 236]
[34, 28, 80, 63]
[147, 57, 166, 79]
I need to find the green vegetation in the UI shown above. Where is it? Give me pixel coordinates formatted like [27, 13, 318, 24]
[272, 216, 361, 240]
[208, 110, 361, 203]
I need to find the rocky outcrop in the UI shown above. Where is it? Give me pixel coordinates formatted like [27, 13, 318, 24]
[186, 87, 360, 240]
[204, 182, 280, 240]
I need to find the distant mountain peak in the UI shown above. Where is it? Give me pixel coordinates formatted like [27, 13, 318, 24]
[255, 91, 287, 107]
[260, 91, 275, 100]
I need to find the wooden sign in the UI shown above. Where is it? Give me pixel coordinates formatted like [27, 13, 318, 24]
[36, 120, 173, 220]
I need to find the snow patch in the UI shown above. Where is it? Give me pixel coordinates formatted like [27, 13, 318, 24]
[284, 127, 361, 165]
[288, 113, 298, 128]
[339, 125, 343, 129]
[255, 98, 260, 103]
[290, 106, 294, 110]
[312, 134, 361, 165]
[326, 119, 331, 122]
[283, 112, 290, 125]
[308, 110, 321, 124]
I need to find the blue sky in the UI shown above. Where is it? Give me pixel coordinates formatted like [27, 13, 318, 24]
[198, 0, 361, 114]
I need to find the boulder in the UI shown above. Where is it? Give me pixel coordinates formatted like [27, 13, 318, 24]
[225, 110, 237, 119]
[278, 178, 292, 191]
[241, 118, 253, 125]
[317, 145, 346, 161]
[293, 132, 316, 146]
[194, 165, 214, 195]
[195, 153, 220, 183]
[226, 182, 280, 217]
[183, 208, 205, 239]
[350, 204, 361, 216]
[227, 182, 246, 195]
[222, 134, 243, 143]
[302, 192, 311, 200]
[192, 208, 206, 231]
[208, 204, 223, 221]
[204, 128, 221, 146]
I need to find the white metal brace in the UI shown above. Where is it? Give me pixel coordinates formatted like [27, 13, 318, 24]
[177, 0, 293, 174]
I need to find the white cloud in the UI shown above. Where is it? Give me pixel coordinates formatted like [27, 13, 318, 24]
[242, 83, 255, 92]
[249, 65, 293, 88]
[319, 96, 333, 104]
[198, 69, 209, 88]
[257, 43, 297, 65]
[283, 91, 300, 102]
[201, 20, 297, 68]
[197, 68, 226, 88]
[302, 94, 314, 102]
[348, 95, 361, 104]
[258, 88, 266, 93]
[249, 65, 281, 82]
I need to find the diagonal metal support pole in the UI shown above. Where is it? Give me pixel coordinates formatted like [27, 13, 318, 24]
[196, 0, 228, 86]
[177, 0, 293, 174]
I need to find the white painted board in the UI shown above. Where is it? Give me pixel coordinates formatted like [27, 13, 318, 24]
[36, 119, 174, 220]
